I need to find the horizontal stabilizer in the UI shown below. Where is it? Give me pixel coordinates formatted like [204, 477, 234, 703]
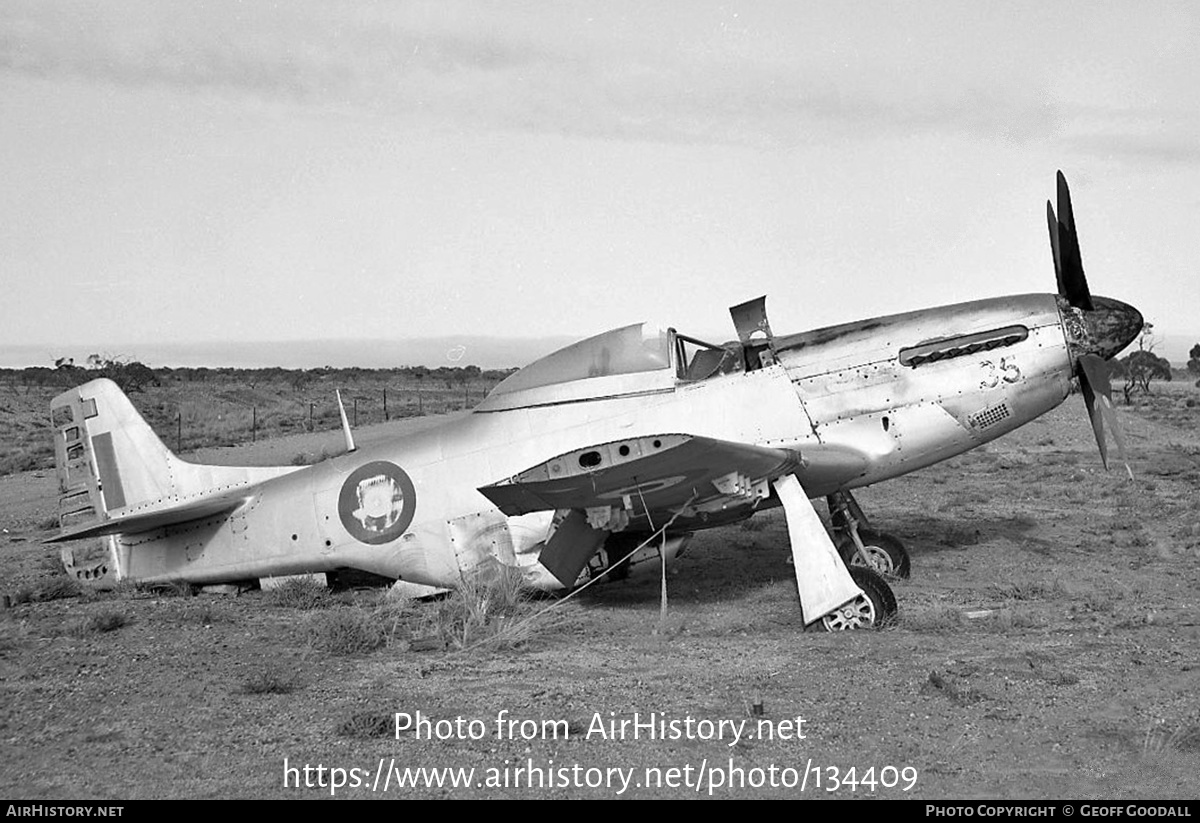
[47, 491, 249, 543]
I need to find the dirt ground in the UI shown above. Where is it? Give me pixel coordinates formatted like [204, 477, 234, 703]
[1, 386, 1198, 799]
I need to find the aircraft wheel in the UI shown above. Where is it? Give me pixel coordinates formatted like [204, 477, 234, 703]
[836, 529, 911, 579]
[818, 567, 898, 631]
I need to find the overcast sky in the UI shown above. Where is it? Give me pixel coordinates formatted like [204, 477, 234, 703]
[2, 1, 1198, 366]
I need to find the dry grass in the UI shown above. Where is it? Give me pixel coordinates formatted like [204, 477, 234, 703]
[301, 566, 539, 655]
[924, 670, 985, 706]
[336, 709, 393, 739]
[239, 668, 301, 695]
[0, 619, 31, 653]
[10, 576, 82, 605]
[988, 579, 1069, 601]
[307, 607, 391, 655]
[900, 605, 964, 632]
[265, 577, 334, 610]
[971, 608, 1048, 632]
[423, 564, 536, 652]
[64, 608, 131, 636]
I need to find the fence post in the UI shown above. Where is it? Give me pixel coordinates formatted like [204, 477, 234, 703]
[353, 397, 358, 427]
[309, 402, 315, 432]
[252, 406, 257, 442]
[176, 412, 182, 452]
[383, 387, 389, 421]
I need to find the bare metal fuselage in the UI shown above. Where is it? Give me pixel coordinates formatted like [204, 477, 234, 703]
[98, 293, 1075, 588]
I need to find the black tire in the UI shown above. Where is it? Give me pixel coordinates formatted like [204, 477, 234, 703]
[816, 566, 898, 631]
[836, 528, 911, 579]
[850, 566, 897, 624]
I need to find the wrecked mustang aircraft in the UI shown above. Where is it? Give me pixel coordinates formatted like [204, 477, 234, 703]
[48, 172, 1142, 630]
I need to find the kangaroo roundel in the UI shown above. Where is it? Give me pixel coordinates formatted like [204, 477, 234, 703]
[338, 461, 417, 545]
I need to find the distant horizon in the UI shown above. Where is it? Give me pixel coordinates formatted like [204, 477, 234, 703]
[2, 330, 1197, 371]
[0, 335, 580, 372]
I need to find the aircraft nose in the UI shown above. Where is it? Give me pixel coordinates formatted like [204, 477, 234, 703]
[1084, 296, 1143, 361]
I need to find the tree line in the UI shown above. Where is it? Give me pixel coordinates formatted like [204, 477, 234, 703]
[3, 357, 518, 395]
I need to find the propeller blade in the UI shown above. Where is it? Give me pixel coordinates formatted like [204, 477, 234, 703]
[1047, 200, 1063, 290]
[1078, 353, 1132, 478]
[1054, 171, 1094, 310]
[1078, 368, 1107, 470]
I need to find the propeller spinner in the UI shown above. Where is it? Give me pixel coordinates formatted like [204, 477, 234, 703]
[1048, 171, 1143, 475]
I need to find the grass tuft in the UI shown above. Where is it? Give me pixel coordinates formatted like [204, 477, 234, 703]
[924, 669, 984, 706]
[973, 608, 1047, 632]
[239, 669, 301, 695]
[265, 577, 333, 610]
[308, 608, 389, 655]
[989, 579, 1068, 601]
[900, 606, 963, 632]
[337, 710, 394, 739]
[10, 577, 83, 605]
[65, 608, 131, 636]
[133, 580, 194, 598]
[422, 564, 534, 651]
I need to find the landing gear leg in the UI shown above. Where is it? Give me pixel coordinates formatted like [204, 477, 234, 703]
[826, 491, 911, 579]
[774, 475, 898, 630]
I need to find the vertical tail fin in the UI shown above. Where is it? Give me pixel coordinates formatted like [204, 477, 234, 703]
[50, 378, 296, 536]
[51, 378, 178, 532]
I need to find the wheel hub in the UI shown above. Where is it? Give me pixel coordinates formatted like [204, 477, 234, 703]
[821, 594, 876, 631]
[850, 544, 894, 575]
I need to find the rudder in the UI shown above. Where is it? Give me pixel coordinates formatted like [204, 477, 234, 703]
[51, 378, 182, 532]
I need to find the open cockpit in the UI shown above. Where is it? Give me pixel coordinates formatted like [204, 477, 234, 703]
[474, 322, 746, 412]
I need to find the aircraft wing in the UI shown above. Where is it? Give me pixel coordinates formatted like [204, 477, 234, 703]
[478, 433, 870, 596]
[478, 433, 870, 519]
[478, 433, 803, 519]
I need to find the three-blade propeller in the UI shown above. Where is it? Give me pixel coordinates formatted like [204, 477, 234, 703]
[1047, 171, 1132, 477]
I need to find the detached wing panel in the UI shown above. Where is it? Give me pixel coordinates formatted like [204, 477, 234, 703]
[479, 433, 802, 517]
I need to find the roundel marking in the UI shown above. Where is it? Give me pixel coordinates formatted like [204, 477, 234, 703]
[596, 474, 690, 501]
[338, 461, 417, 545]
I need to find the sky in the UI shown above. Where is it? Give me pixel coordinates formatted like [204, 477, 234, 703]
[2, 1, 1198, 367]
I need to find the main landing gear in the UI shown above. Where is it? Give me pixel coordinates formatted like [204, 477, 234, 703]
[826, 490, 911, 579]
[819, 566, 898, 631]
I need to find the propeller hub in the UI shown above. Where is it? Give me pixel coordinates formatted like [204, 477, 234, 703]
[1059, 295, 1143, 365]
